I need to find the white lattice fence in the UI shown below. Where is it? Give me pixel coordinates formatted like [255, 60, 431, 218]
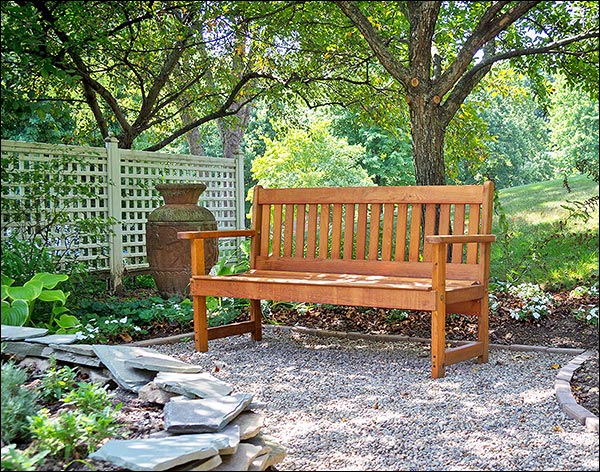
[1, 139, 245, 289]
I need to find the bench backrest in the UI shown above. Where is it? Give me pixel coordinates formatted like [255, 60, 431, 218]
[250, 181, 494, 282]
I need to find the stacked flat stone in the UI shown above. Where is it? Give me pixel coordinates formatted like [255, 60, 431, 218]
[1, 325, 286, 471]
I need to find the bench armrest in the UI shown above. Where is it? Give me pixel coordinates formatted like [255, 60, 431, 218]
[177, 229, 256, 240]
[425, 234, 496, 244]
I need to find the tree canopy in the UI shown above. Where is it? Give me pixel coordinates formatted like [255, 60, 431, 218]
[2, 1, 598, 185]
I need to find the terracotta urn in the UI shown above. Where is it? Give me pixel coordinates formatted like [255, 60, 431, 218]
[146, 183, 218, 298]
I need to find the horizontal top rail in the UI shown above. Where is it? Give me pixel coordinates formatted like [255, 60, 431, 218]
[256, 183, 491, 205]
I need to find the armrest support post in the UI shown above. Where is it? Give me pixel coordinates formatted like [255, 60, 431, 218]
[190, 239, 205, 277]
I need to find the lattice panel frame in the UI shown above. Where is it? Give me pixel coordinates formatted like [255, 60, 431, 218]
[1, 140, 243, 279]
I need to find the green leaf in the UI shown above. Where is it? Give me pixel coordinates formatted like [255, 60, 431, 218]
[1, 274, 15, 287]
[30, 272, 69, 289]
[38, 289, 67, 304]
[1, 299, 29, 326]
[24, 279, 44, 299]
[6, 285, 37, 302]
[55, 314, 80, 330]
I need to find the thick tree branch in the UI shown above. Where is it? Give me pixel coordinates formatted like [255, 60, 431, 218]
[334, 1, 411, 86]
[143, 72, 270, 151]
[436, 1, 541, 97]
[406, 1, 441, 83]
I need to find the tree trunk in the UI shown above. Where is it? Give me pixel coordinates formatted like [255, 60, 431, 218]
[217, 104, 252, 159]
[409, 99, 447, 186]
[181, 109, 206, 156]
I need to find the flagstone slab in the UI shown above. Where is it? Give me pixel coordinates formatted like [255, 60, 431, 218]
[52, 349, 102, 367]
[92, 345, 157, 392]
[2, 341, 52, 358]
[171, 454, 222, 471]
[213, 443, 269, 471]
[248, 451, 271, 471]
[1, 325, 48, 341]
[230, 411, 265, 440]
[51, 343, 97, 357]
[149, 425, 241, 455]
[245, 433, 287, 469]
[164, 393, 254, 434]
[25, 333, 84, 345]
[127, 351, 204, 373]
[88, 434, 224, 471]
[155, 371, 233, 398]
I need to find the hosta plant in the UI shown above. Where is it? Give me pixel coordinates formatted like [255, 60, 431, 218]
[1, 272, 73, 329]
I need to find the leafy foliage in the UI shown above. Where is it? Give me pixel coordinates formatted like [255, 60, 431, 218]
[252, 114, 373, 188]
[1, 151, 115, 277]
[1, 272, 72, 330]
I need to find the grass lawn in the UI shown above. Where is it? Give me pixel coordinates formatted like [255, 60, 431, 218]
[491, 174, 599, 290]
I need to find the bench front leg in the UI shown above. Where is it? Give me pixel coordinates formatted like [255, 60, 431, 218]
[431, 243, 447, 378]
[193, 295, 209, 352]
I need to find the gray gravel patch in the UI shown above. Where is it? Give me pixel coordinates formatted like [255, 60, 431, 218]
[152, 328, 599, 471]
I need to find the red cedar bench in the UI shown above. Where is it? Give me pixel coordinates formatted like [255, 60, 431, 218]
[178, 182, 496, 378]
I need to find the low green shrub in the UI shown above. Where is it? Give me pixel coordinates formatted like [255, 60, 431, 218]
[1, 362, 40, 444]
[1, 444, 49, 471]
[39, 357, 78, 403]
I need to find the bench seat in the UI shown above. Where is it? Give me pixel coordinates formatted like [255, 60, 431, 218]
[191, 270, 484, 311]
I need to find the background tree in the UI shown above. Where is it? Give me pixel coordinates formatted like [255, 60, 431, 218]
[1, 1, 287, 150]
[330, 1, 599, 185]
[548, 74, 599, 183]
[251, 111, 372, 189]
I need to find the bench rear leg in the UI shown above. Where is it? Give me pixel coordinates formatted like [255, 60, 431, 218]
[250, 299, 263, 341]
[478, 294, 489, 364]
[192, 295, 209, 352]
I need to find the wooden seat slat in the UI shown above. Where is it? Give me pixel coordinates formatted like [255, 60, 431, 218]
[179, 182, 496, 379]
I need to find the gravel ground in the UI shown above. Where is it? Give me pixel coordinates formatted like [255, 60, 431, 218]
[152, 327, 599, 471]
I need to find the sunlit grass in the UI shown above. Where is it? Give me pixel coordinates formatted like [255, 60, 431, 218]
[491, 174, 599, 290]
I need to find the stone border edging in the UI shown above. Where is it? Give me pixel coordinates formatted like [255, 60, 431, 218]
[554, 349, 599, 433]
[133, 325, 598, 433]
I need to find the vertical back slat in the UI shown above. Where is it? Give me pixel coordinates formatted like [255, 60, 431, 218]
[306, 204, 318, 258]
[394, 203, 408, 262]
[294, 204, 306, 257]
[283, 204, 294, 257]
[422, 204, 437, 262]
[439, 204, 451, 235]
[368, 203, 381, 260]
[343, 204, 355, 259]
[408, 203, 422, 261]
[272, 204, 283, 257]
[381, 203, 395, 261]
[331, 203, 343, 259]
[260, 204, 271, 256]
[355, 203, 368, 259]
[466, 204, 481, 264]
[318, 204, 330, 258]
[452, 204, 466, 263]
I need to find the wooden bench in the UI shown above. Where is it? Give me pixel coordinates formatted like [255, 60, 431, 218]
[178, 182, 496, 378]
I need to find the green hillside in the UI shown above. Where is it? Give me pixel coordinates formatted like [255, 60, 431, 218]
[490, 175, 599, 290]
